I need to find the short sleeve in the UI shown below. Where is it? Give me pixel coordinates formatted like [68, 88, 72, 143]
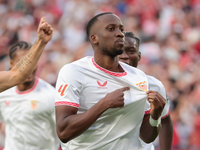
[144, 76, 170, 117]
[55, 64, 83, 108]
[159, 83, 170, 118]
[161, 96, 170, 118]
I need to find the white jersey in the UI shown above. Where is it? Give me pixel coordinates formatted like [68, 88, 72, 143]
[55, 56, 150, 150]
[141, 75, 170, 150]
[0, 78, 59, 150]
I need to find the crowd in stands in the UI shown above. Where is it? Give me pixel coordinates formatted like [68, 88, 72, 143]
[0, 0, 200, 149]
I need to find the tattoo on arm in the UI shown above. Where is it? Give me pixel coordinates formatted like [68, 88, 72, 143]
[15, 52, 33, 72]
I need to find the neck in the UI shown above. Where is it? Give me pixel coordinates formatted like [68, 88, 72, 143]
[17, 77, 36, 92]
[94, 54, 124, 73]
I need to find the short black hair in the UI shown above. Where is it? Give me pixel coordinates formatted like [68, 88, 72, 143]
[124, 31, 140, 45]
[86, 12, 113, 40]
[9, 41, 32, 60]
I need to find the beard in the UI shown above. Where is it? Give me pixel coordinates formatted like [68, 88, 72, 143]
[23, 80, 34, 86]
[102, 46, 123, 57]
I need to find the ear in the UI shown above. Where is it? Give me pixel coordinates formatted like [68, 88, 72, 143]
[90, 35, 98, 44]
[138, 52, 141, 61]
[10, 59, 14, 68]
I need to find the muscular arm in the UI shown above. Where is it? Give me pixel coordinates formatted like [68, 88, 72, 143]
[56, 87, 129, 143]
[140, 114, 161, 143]
[56, 100, 108, 143]
[0, 40, 46, 92]
[0, 17, 53, 92]
[159, 115, 173, 150]
[140, 90, 165, 143]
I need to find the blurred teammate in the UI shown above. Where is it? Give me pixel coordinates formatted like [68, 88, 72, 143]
[55, 12, 166, 150]
[0, 17, 53, 93]
[118, 31, 173, 150]
[0, 41, 59, 150]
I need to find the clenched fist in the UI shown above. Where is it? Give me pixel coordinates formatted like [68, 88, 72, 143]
[146, 90, 166, 120]
[37, 17, 53, 44]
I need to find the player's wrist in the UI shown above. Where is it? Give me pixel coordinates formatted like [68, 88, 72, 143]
[99, 98, 110, 110]
[149, 115, 161, 127]
[36, 38, 48, 45]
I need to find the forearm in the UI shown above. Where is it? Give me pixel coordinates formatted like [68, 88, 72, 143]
[159, 115, 173, 150]
[12, 39, 46, 82]
[57, 100, 108, 143]
[140, 115, 161, 143]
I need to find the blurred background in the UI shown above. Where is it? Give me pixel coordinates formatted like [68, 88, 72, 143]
[0, 0, 200, 149]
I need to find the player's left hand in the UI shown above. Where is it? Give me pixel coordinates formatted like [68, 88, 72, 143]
[146, 90, 166, 120]
[37, 17, 53, 44]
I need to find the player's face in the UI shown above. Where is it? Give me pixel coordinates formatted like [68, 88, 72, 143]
[119, 36, 141, 67]
[95, 14, 125, 57]
[10, 50, 37, 83]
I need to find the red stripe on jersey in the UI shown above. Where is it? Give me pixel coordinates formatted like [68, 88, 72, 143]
[15, 78, 39, 94]
[55, 101, 79, 108]
[92, 58, 127, 77]
[145, 107, 171, 118]
[145, 109, 151, 114]
[161, 107, 170, 119]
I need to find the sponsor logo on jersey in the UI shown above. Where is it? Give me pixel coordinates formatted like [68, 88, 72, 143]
[136, 81, 148, 91]
[58, 84, 68, 96]
[31, 100, 39, 110]
[97, 81, 107, 89]
[5, 101, 10, 106]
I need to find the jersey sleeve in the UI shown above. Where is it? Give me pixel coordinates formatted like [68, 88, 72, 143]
[159, 83, 170, 118]
[55, 64, 83, 108]
[161, 95, 170, 118]
[144, 76, 170, 118]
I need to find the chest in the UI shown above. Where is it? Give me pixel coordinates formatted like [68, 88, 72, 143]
[79, 71, 148, 110]
[1, 92, 50, 121]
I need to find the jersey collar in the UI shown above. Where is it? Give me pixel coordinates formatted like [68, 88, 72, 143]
[15, 77, 39, 94]
[92, 57, 127, 77]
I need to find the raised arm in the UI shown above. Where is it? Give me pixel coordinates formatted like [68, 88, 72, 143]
[140, 90, 166, 143]
[0, 17, 53, 92]
[56, 87, 130, 143]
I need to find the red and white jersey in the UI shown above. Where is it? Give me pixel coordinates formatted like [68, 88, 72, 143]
[0, 78, 59, 150]
[141, 75, 170, 150]
[55, 56, 149, 150]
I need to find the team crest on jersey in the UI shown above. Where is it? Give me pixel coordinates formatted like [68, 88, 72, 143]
[31, 100, 39, 110]
[136, 81, 148, 91]
[97, 81, 107, 89]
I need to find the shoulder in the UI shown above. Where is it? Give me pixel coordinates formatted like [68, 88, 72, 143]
[37, 78, 55, 91]
[56, 57, 92, 89]
[147, 75, 163, 86]
[0, 86, 16, 100]
[147, 75, 164, 88]
[59, 56, 91, 74]
[147, 75, 166, 97]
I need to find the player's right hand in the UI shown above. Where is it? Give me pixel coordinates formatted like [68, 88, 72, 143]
[102, 87, 130, 108]
[37, 17, 53, 44]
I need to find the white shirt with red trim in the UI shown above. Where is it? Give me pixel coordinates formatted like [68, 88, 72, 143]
[0, 78, 59, 150]
[141, 75, 170, 150]
[55, 56, 149, 150]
